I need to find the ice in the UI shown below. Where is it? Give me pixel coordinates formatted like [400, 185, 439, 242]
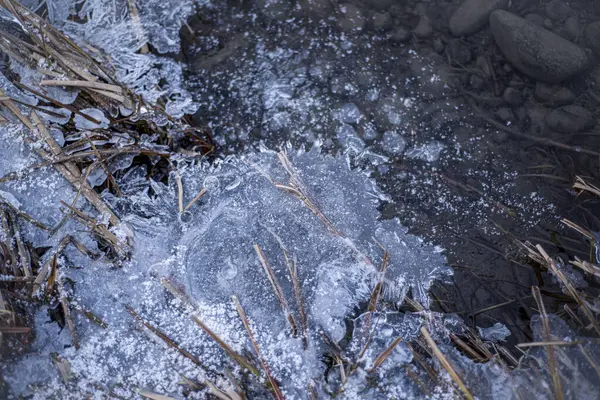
[39, 107, 72, 125]
[406, 140, 446, 162]
[334, 103, 363, 124]
[4, 148, 454, 398]
[478, 323, 511, 342]
[22, 0, 199, 118]
[382, 131, 406, 154]
[74, 108, 109, 130]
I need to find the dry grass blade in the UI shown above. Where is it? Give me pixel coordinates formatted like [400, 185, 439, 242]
[536, 245, 600, 336]
[578, 344, 600, 378]
[190, 314, 259, 376]
[11, 217, 31, 277]
[125, 305, 203, 367]
[573, 176, 600, 198]
[420, 326, 474, 400]
[205, 379, 242, 400]
[184, 187, 207, 212]
[57, 274, 80, 350]
[267, 228, 308, 347]
[531, 286, 564, 400]
[138, 389, 177, 400]
[232, 295, 285, 400]
[516, 341, 583, 348]
[254, 244, 297, 336]
[369, 336, 403, 372]
[40, 79, 123, 94]
[367, 246, 390, 313]
[0, 88, 34, 130]
[561, 219, 595, 241]
[33, 235, 71, 295]
[570, 257, 600, 278]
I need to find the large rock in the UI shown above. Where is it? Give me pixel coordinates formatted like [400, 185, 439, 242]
[490, 10, 591, 83]
[449, 0, 508, 36]
[585, 21, 600, 56]
[545, 105, 594, 133]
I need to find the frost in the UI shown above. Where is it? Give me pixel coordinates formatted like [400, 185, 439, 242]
[74, 108, 109, 130]
[4, 149, 452, 398]
[478, 323, 511, 342]
[22, 0, 198, 117]
[406, 140, 446, 162]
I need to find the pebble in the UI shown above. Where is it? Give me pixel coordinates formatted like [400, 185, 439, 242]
[449, 0, 508, 37]
[545, 105, 594, 133]
[413, 16, 433, 38]
[338, 4, 365, 33]
[564, 15, 580, 41]
[372, 12, 392, 32]
[584, 21, 600, 56]
[534, 82, 575, 107]
[496, 107, 515, 123]
[446, 39, 472, 65]
[525, 13, 545, 27]
[490, 10, 591, 83]
[545, 0, 574, 22]
[391, 26, 410, 43]
[502, 87, 524, 106]
[433, 38, 445, 53]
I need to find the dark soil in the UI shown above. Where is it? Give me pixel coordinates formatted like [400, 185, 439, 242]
[179, 0, 600, 351]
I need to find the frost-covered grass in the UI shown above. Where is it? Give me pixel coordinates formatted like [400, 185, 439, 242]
[0, 1, 599, 399]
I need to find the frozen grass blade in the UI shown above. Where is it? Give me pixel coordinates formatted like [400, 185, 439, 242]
[573, 176, 600, 198]
[125, 305, 203, 368]
[254, 244, 298, 336]
[420, 326, 473, 400]
[536, 245, 600, 336]
[190, 314, 259, 376]
[531, 286, 564, 400]
[184, 187, 207, 212]
[57, 274, 80, 350]
[232, 295, 285, 400]
[369, 336, 403, 373]
[138, 389, 176, 400]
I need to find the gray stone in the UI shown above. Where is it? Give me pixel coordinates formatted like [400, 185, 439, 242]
[490, 10, 591, 83]
[446, 39, 472, 65]
[256, 0, 291, 22]
[413, 16, 433, 38]
[588, 67, 600, 92]
[496, 107, 515, 123]
[372, 12, 392, 32]
[534, 82, 575, 107]
[546, 105, 594, 132]
[564, 15, 580, 41]
[370, 0, 395, 11]
[433, 38, 445, 53]
[449, 0, 508, 37]
[469, 74, 485, 89]
[545, 0, 574, 22]
[525, 13, 545, 27]
[338, 4, 365, 33]
[391, 27, 410, 42]
[543, 19, 553, 30]
[503, 87, 524, 106]
[297, 0, 333, 15]
[584, 21, 600, 56]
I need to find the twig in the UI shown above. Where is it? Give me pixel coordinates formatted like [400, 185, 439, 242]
[531, 286, 564, 400]
[420, 326, 473, 400]
[232, 295, 285, 400]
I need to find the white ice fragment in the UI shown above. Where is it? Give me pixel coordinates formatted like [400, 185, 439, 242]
[382, 131, 406, 154]
[74, 108, 109, 130]
[335, 103, 363, 124]
[38, 107, 72, 125]
[0, 189, 22, 209]
[406, 140, 445, 162]
[478, 323, 511, 342]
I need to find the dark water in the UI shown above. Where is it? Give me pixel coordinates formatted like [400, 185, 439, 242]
[180, 0, 600, 348]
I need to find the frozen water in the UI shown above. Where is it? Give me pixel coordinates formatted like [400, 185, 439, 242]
[74, 108, 109, 130]
[4, 148, 454, 398]
[406, 141, 446, 162]
[381, 131, 406, 154]
[478, 323, 511, 342]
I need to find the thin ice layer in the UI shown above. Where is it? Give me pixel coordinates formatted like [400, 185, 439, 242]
[4, 149, 451, 398]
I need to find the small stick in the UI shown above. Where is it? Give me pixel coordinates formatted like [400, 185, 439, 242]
[254, 244, 297, 336]
[420, 326, 473, 400]
[191, 314, 259, 376]
[40, 80, 122, 93]
[369, 336, 403, 372]
[184, 187, 207, 212]
[125, 305, 203, 367]
[517, 341, 583, 348]
[531, 286, 564, 400]
[232, 295, 285, 400]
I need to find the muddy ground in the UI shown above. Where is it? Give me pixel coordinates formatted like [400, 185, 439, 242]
[177, 0, 600, 349]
